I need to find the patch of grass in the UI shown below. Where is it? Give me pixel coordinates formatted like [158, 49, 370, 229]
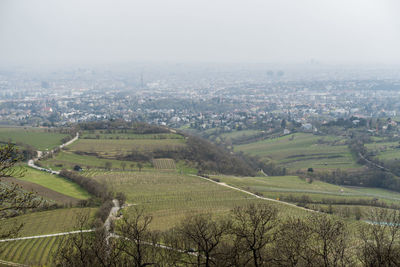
[234, 133, 360, 170]
[0, 127, 69, 150]
[1, 176, 80, 205]
[17, 167, 91, 200]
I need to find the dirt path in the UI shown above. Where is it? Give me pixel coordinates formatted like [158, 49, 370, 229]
[0, 259, 29, 267]
[0, 198, 120, 243]
[27, 132, 79, 175]
[191, 174, 317, 213]
[0, 230, 95, 243]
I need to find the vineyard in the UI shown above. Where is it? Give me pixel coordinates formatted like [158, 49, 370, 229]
[89, 170, 305, 230]
[234, 133, 360, 171]
[1, 208, 96, 237]
[152, 158, 176, 169]
[68, 138, 186, 158]
[0, 236, 64, 266]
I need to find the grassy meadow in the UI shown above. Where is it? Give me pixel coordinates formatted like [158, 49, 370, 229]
[234, 133, 360, 171]
[17, 167, 91, 200]
[0, 127, 69, 150]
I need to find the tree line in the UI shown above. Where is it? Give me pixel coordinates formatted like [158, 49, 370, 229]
[55, 203, 400, 267]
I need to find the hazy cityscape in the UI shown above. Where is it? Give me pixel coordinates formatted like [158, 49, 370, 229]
[2, 65, 400, 133]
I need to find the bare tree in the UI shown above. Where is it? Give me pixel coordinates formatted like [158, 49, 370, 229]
[358, 209, 400, 267]
[306, 214, 352, 267]
[177, 213, 231, 267]
[54, 212, 122, 267]
[117, 206, 156, 267]
[230, 203, 278, 267]
[0, 143, 42, 239]
[273, 217, 315, 267]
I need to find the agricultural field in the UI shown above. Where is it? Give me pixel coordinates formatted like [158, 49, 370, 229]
[0, 127, 69, 150]
[16, 167, 90, 200]
[1, 208, 96, 237]
[38, 151, 148, 171]
[365, 140, 400, 160]
[152, 158, 176, 170]
[67, 138, 186, 158]
[81, 130, 183, 140]
[88, 170, 307, 230]
[213, 175, 400, 218]
[0, 208, 96, 266]
[1, 176, 80, 205]
[0, 236, 64, 266]
[234, 133, 360, 171]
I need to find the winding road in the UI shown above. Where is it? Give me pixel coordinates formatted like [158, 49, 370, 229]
[27, 132, 79, 175]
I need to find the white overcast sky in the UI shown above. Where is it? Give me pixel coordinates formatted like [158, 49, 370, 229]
[0, 0, 399, 66]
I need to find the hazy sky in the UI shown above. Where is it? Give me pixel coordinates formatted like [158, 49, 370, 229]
[1, 0, 399, 66]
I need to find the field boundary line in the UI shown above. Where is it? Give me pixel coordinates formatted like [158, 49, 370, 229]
[0, 259, 29, 267]
[190, 174, 317, 213]
[0, 230, 94, 243]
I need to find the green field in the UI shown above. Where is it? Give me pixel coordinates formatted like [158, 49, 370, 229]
[0, 208, 96, 266]
[213, 175, 400, 217]
[365, 141, 400, 160]
[0, 127, 69, 150]
[39, 151, 150, 171]
[18, 167, 91, 200]
[86, 170, 306, 230]
[68, 138, 186, 158]
[0, 236, 64, 266]
[235, 133, 360, 170]
[1, 208, 96, 237]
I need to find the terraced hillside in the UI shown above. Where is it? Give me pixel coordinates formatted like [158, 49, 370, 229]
[85, 170, 305, 230]
[213, 175, 400, 219]
[235, 133, 360, 171]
